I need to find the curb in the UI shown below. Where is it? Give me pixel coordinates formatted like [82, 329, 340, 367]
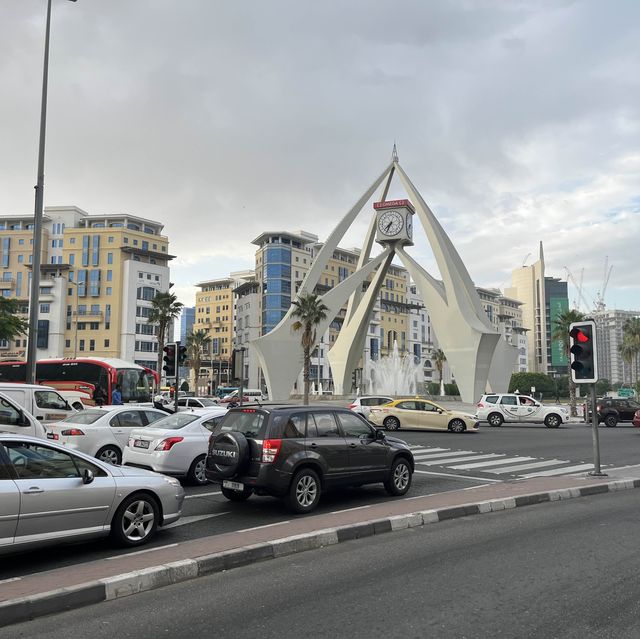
[2, 477, 638, 627]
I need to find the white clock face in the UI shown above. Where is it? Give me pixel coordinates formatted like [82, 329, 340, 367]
[406, 215, 413, 238]
[378, 210, 404, 236]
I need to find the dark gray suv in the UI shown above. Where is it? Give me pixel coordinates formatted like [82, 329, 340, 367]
[205, 405, 414, 513]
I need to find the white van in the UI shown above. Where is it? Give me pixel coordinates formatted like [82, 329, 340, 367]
[221, 388, 266, 403]
[0, 383, 76, 423]
[0, 391, 46, 438]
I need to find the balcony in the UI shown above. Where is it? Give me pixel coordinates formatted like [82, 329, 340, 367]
[73, 310, 104, 320]
[0, 279, 15, 289]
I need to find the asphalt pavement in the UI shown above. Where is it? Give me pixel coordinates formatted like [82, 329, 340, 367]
[6, 488, 640, 638]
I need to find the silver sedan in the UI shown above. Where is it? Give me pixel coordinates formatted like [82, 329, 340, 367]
[0, 433, 185, 555]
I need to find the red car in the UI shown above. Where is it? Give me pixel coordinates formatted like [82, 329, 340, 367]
[633, 410, 640, 427]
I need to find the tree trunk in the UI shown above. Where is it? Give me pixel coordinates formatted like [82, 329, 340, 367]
[156, 323, 166, 377]
[567, 363, 577, 417]
[303, 345, 310, 405]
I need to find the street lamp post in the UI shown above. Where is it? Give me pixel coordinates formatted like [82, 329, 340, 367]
[26, 0, 77, 384]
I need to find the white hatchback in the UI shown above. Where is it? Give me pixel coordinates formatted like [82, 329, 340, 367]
[45, 406, 168, 465]
[123, 407, 227, 485]
[476, 394, 569, 428]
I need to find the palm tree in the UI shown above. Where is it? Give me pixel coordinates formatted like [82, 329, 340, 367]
[618, 339, 635, 386]
[0, 298, 28, 342]
[186, 329, 210, 393]
[147, 291, 184, 377]
[433, 349, 447, 384]
[552, 309, 586, 416]
[291, 293, 329, 404]
[621, 318, 640, 385]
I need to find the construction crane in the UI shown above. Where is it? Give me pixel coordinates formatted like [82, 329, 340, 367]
[564, 266, 590, 312]
[593, 256, 613, 312]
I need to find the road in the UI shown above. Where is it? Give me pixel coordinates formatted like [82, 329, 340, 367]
[5, 488, 640, 638]
[3, 419, 639, 582]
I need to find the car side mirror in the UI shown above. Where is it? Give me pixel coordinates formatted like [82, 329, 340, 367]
[19, 412, 31, 427]
[65, 401, 72, 410]
[375, 428, 386, 441]
[437, 408, 443, 414]
[82, 468, 94, 485]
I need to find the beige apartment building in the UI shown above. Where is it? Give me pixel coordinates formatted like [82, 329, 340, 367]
[0, 206, 173, 371]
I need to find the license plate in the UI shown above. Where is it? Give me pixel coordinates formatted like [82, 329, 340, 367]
[222, 480, 244, 491]
[134, 440, 150, 449]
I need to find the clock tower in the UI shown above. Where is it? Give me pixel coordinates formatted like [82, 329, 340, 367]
[374, 199, 415, 246]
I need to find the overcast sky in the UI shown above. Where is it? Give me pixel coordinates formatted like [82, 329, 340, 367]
[1, 0, 639, 313]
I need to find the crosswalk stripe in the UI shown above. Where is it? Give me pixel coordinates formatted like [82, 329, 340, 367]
[520, 463, 595, 478]
[448, 456, 536, 470]
[412, 450, 477, 460]
[487, 459, 570, 474]
[410, 447, 450, 454]
[418, 454, 505, 466]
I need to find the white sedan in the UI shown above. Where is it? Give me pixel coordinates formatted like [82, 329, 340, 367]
[123, 407, 227, 485]
[45, 406, 168, 465]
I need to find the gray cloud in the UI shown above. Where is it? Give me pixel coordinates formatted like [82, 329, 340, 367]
[1, 0, 639, 310]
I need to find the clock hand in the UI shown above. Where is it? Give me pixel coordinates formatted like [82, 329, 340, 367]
[385, 221, 393, 232]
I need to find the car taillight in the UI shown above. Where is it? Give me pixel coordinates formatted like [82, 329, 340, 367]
[261, 439, 282, 463]
[155, 437, 184, 451]
[61, 428, 85, 436]
[49, 432, 59, 440]
[347, 403, 357, 409]
[596, 404, 603, 412]
[477, 403, 484, 408]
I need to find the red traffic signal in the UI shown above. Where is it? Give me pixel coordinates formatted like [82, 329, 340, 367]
[569, 321, 598, 383]
[163, 343, 177, 378]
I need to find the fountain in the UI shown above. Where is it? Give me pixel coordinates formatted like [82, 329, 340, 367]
[369, 341, 422, 396]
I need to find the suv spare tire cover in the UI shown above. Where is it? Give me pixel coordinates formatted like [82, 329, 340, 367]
[209, 431, 250, 479]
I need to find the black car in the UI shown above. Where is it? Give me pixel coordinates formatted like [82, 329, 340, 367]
[205, 405, 414, 514]
[595, 397, 640, 427]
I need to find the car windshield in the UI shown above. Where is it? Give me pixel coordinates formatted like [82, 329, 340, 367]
[58, 409, 105, 425]
[146, 413, 200, 430]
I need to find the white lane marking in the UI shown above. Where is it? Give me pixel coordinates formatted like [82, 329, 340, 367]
[418, 454, 505, 466]
[162, 512, 230, 530]
[410, 447, 450, 453]
[0, 577, 21, 584]
[599, 464, 634, 472]
[185, 490, 222, 500]
[448, 456, 536, 470]
[329, 505, 371, 515]
[411, 450, 477, 460]
[520, 463, 595, 478]
[104, 543, 178, 561]
[236, 521, 291, 533]
[413, 469, 502, 482]
[487, 459, 570, 474]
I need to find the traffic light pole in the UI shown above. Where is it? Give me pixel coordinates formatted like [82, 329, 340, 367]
[174, 340, 180, 414]
[588, 383, 605, 476]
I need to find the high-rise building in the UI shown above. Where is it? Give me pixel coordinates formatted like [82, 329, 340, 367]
[593, 309, 639, 384]
[178, 306, 195, 343]
[0, 206, 173, 369]
[506, 242, 568, 374]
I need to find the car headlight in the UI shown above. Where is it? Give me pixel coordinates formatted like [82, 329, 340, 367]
[163, 476, 181, 487]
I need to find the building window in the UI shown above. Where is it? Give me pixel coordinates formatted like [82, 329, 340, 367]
[107, 270, 112, 281]
[79, 339, 85, 351]
[89, 339, 95, 351]
[39, 304, 50, 313]
[65, 339, 71, 348]
[107, 252, 113, 264]
[108, 236, 114, 243]
[104, 339, 110, 347]
[82, 235, 90, 267]
[106, 287, 112, 295]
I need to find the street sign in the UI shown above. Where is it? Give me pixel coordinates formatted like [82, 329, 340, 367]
[618, 388, 635, 398]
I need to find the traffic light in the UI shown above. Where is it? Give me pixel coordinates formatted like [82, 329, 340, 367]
[177, 345, 187, 366]
[163, 343, 177, 378]
[569, 320, 598, 383]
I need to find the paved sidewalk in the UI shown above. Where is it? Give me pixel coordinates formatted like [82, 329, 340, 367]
[2, 469, 640, 627]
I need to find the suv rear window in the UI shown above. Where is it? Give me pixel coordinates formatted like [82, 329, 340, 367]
[218, 410, 266, 438]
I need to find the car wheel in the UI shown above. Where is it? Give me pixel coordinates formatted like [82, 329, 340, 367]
[385, 457, 412, 496]
[544, 414, 561, 429]
[487, 413, 503, 427]
[110, 493, 159, 547]
[383, 416, 401, 431]
[221, 486, 253, 501]
[604, 414, 618, 428]
[286, 468, 321, 514]
[96, 445, 121, 465]
[449, 419, 466, 433]
[187, 454, 208, 485]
